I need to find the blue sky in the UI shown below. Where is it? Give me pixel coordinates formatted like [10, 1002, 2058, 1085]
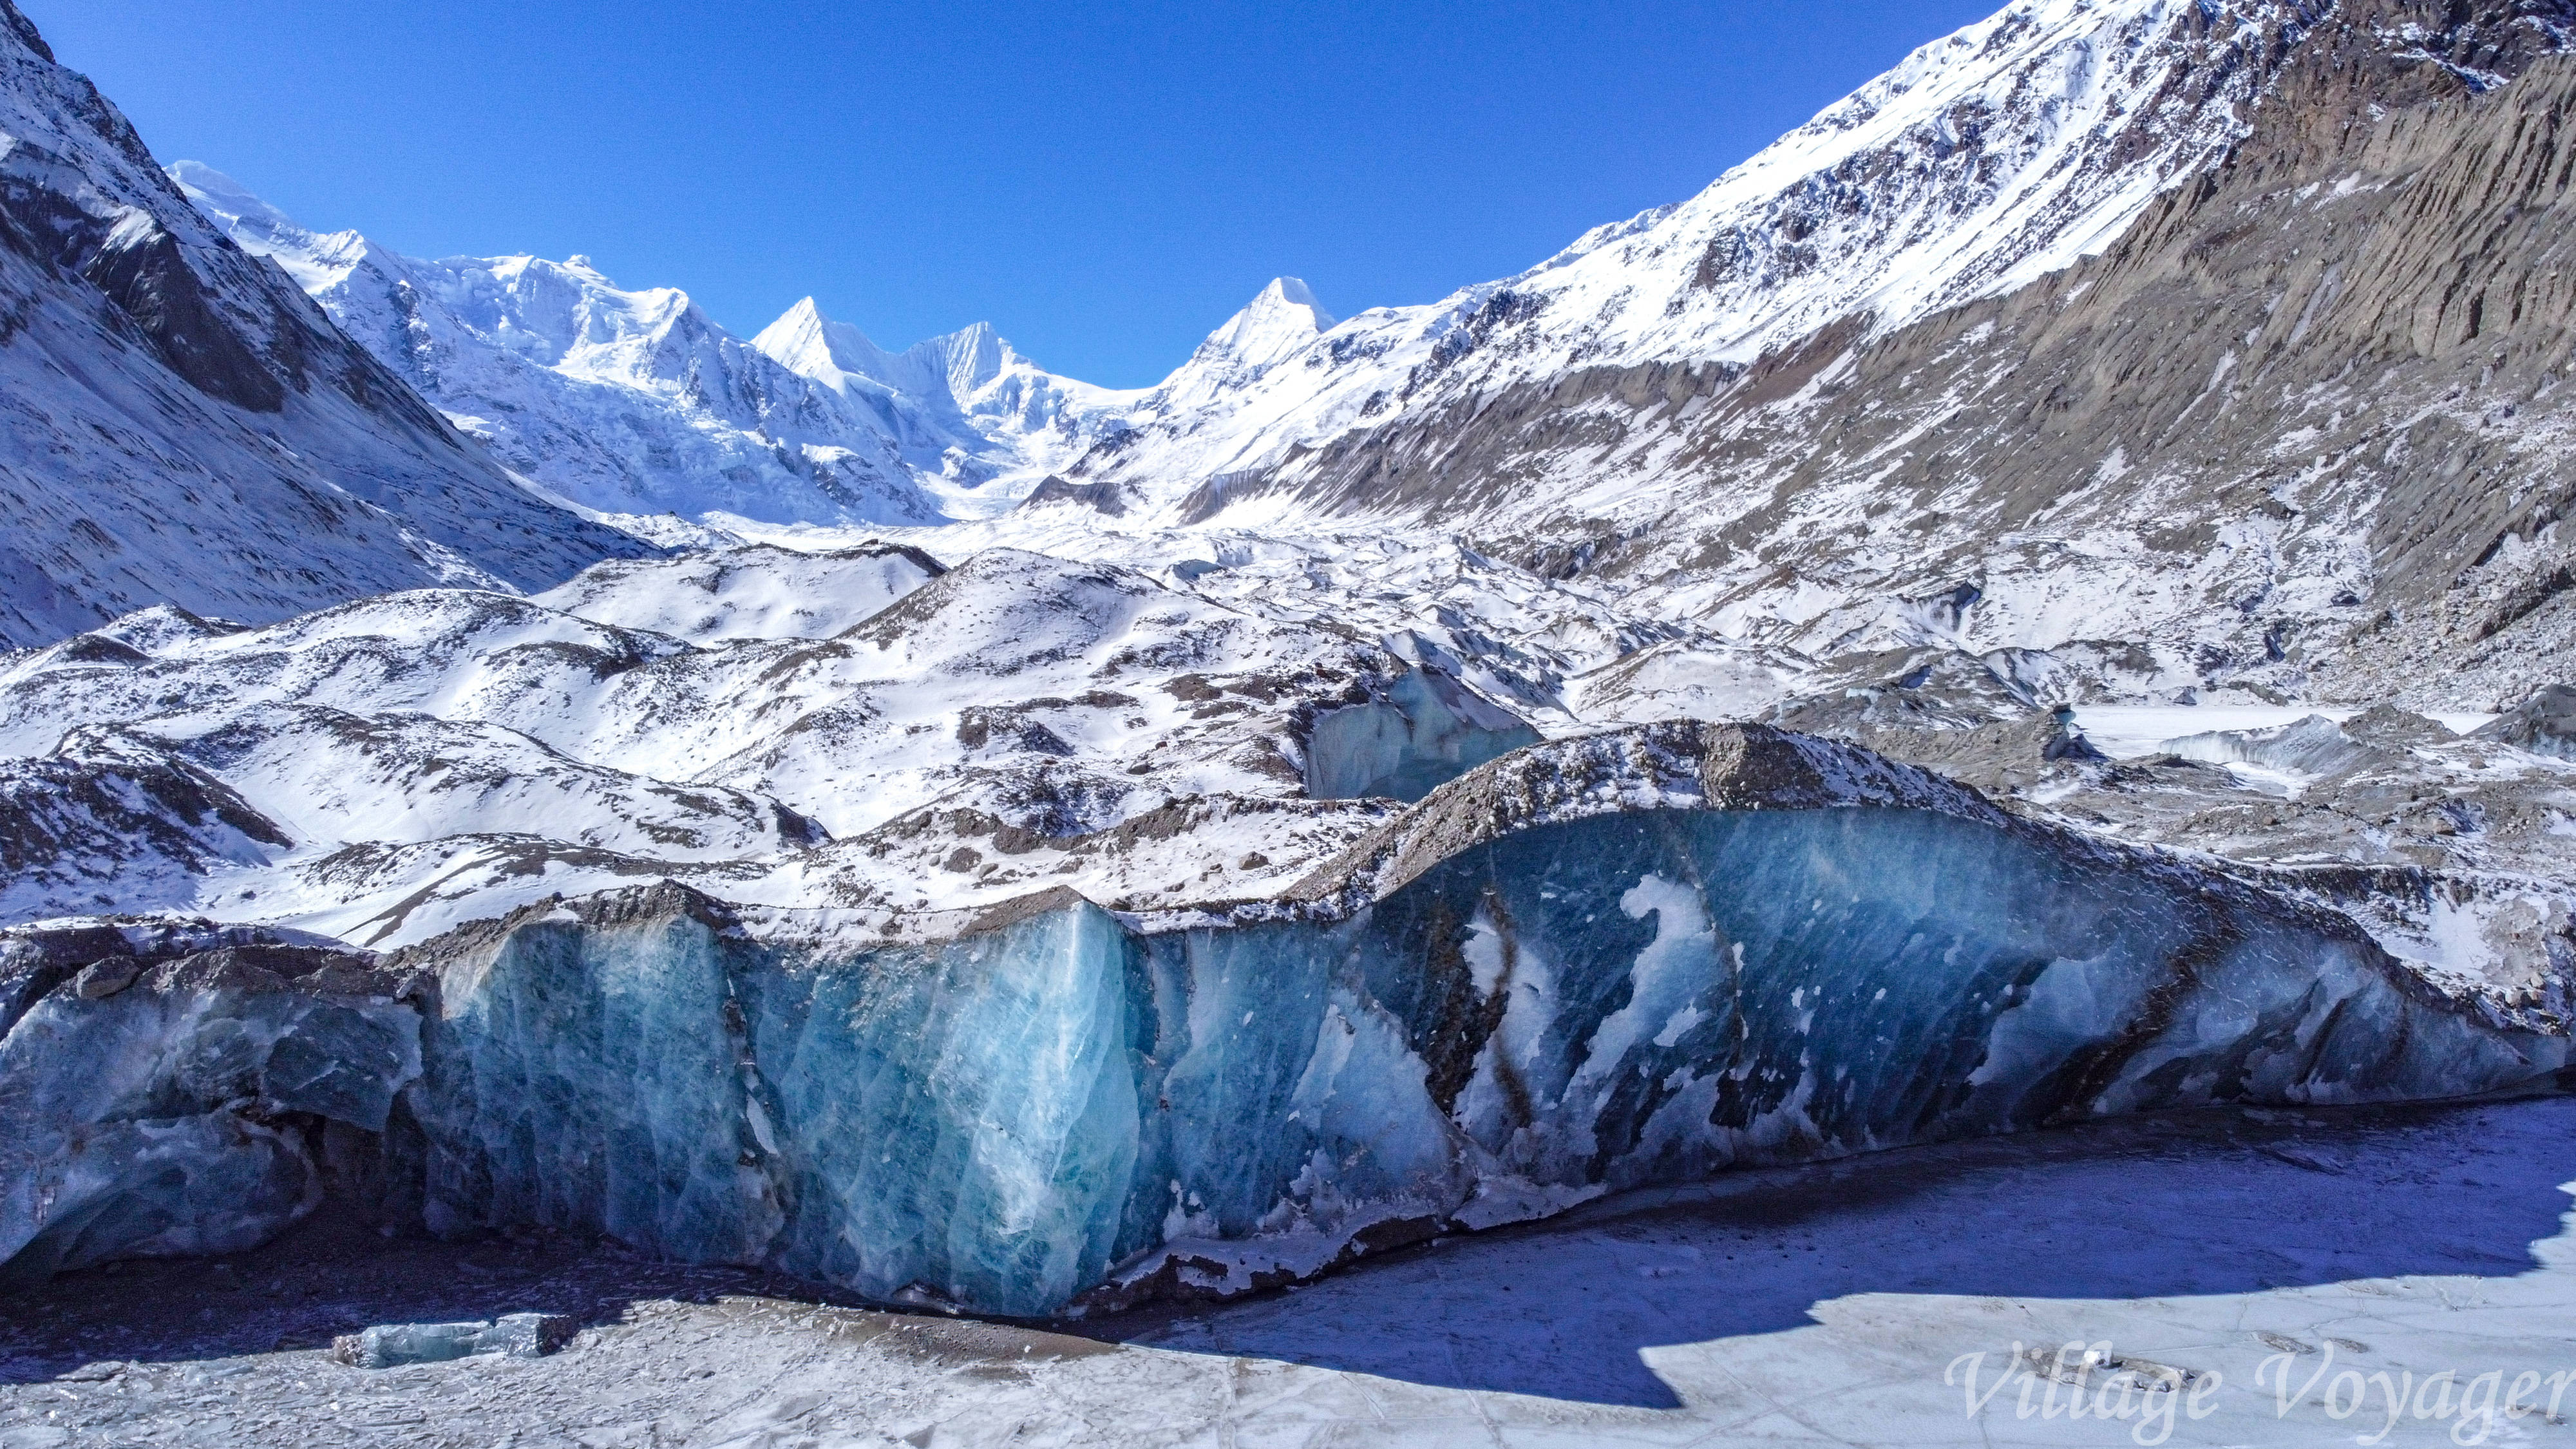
[27, 1, 1999, 388]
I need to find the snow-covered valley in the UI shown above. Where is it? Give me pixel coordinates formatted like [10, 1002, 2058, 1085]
[5, 0, 2576, 1437]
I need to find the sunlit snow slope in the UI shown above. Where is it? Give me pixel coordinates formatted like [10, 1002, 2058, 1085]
[0, 3, 646, 648]
[1056, 0, 2301, 511]
[171, 164, 1124, 527]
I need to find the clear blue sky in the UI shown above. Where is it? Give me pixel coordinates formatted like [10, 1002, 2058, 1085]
[25, 0, 2000, 388]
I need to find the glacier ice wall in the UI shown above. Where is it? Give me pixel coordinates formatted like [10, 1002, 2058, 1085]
[5, 727, 2562, 1306]
[386, 727, 2570, 1316]
[415, 891, 779, 1261]
[1302, 668, 1543, 802]
[0, 931, 421, 1280]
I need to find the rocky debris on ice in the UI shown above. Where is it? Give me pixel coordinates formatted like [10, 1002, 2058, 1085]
[0, 742, 292, 923]
[2477, 684, 2576, 759]
[0, 543, 1537, 948]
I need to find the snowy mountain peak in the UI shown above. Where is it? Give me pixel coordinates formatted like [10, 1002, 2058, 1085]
[748, 296, 880, 390]
[928, 318, 1008, 399]
[1193, 278, 1336, 371]
[1262, 276, 1329, 319]
[751, 299, 1009, 410]
[164, 160, 292, 235]
[169, 169, 1123, 524]
[0, 8, 645, 646]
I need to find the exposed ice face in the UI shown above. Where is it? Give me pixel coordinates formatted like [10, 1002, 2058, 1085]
[418, 894, 781, 1262]
[2477, 685, 2576, 760]
[334, 1313, 574, 1368]
[0, 933, 421, 1279]
[750, 902, 1150, 1312]
[1302, 668, 1544, 802]
[376, 732, 2566, 1316]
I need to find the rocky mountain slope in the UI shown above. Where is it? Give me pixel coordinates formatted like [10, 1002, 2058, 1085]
[0, 2, 647, 650]
[173, 165, 1124, 527]
[1010, 0, 2576, 723]
[1046, 0, 2342, 512]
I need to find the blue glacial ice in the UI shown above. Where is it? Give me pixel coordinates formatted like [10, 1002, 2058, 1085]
[0, 928, 421, 1278]
[1301, 667, 1542, 801]
[368, 724, 2570, 1316]
[1, 725, 2563, 1307]
[334, 1313, 574, 1368]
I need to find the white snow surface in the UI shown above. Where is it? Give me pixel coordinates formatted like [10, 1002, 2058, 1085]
[169, 163, 1122, 526]
[6, 533, 2550, 959]
[528, 542, 943, 645]
[0, 545, 1468, 946]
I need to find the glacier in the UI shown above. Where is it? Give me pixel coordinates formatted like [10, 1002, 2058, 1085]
[389, 726, 2576, 1314]
[11, 725, 2554, 1316]
[2, 0, 2575, 1371]
[0, 923, 421, 1281]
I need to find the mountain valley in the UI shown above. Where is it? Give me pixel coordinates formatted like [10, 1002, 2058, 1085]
[2, 2, 2576, 1434]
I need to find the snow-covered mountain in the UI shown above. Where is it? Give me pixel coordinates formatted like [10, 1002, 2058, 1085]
[173, 164, 1121, 526]
[1052, 0, 2311, 512]
[151, 0, 2345, 536]
[0, 1, 646, 649]
[13, 0, 2576, 1330]
[983, 0, 2576, 721]
[748, 300, 1130, 497]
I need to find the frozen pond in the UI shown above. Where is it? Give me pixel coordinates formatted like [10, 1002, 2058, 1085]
[2, 1093, 2571, 1446]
